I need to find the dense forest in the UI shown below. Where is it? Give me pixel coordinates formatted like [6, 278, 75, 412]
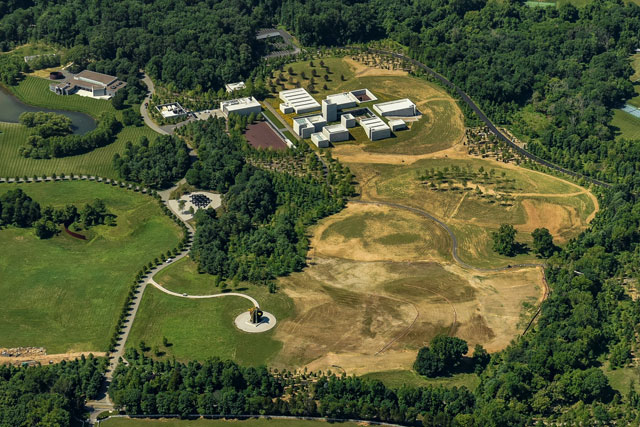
[0, 355, 106, 427]
[113, 135, 191, 189]
[0, 0, 278, 91]
[183, 118, 347, 283]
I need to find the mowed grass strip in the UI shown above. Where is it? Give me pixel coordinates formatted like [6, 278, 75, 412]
[102, 419, 365, 427]
[0, 121, 159, 178]
[128, 258, 293, 366]
[0, 181, 182, 353]
[612, 109, 640, 140]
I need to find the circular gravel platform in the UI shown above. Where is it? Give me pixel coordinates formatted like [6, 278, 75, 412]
[234, 311, 277, 333]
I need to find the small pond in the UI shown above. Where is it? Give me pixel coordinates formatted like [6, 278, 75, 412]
[0, 85, 96, 134]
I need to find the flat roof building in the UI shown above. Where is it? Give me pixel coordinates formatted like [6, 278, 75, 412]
[279, 88, 320, 114]
[325, 92, 358, 110]
[360, 116, 391, 141]
[311, 132, 330, 148]
[373, 99, 417, 117]
[341, 113, 356, 128]
[156, 102, 188, 118]
[50, 70, 126, 98]
[221, 96, 262, 117]
[389, 119, 407, 131]
[293, 114, 326, 138]
[225, 81, 246, 92]
[322, 124, 349, 142]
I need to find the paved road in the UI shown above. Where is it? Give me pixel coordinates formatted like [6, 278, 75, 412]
[364, 48, 611, 189]
[139, 74, 173, 135]
[257, 28, 301, 58]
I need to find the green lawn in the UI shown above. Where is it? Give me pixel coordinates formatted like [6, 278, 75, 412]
[602, 365, 640, 394]
[363, 369, 480, 391]
[260, 107, 285, 129]
[102, 418, 364, 427]
[127, 258, 293, 366]
[8, 76, 113, 117]
[612, 109, 640, 141]
[0, 181, 182, 353]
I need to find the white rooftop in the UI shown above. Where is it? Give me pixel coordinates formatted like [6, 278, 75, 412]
[225, 81, 246, 92]
[388, 119, 406, 127]
[220, 96, 260, 111]
[279, 88, 320, 112]
[373, 98, 416, 115]
[342, 113, 355, 120]
[360, 115, 390, 131]
[323, 123, 348, 134]
[325, 92, 359, 107]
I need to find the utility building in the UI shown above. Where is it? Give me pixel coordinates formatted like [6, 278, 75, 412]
[279, 88, 320, 114]
[373, 99, 417, 117]
[220, 96, 262, 117]
[225, 81, 246, 92]
[360, 116, 391, 141]
[389, 119, 407, 131]
[293, 114, 326, 138]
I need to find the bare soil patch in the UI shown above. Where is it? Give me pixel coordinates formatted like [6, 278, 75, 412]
[244, 122, 287, 150]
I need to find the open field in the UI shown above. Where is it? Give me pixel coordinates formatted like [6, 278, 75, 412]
[344, 155, 596, 267]
[273, 256, 542, 373]
[0, 181, 182, 353]
[265, 57, 464, 155]
[127, 258, 293, 366]
[102, 418, 364, 427]
[362, 369, 480, 391]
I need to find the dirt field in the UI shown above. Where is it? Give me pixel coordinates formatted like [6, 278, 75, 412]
[244, 122, 288, 150]
[0, 350, 106, 366]
[273, 255, 543, 374]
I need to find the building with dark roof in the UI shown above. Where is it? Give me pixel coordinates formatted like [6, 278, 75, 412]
[49, 70, 126, 98]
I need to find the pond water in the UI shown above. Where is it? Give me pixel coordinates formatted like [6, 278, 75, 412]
[0, 85, 96, 134]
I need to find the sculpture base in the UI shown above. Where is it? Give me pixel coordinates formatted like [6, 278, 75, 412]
[234, 311, 277, 333]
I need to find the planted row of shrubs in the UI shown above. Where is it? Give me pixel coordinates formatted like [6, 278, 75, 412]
[107, 190, 192, 353]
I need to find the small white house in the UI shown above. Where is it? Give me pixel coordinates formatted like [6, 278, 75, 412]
[225, 81, 246, 92]
[280, 103, 294, 114]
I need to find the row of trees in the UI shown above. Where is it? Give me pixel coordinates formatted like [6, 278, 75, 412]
[113, 135, 191, 189]
[19, 113, 121, 159]
[109, 352, 476, 424]
[0, 355, 106, 427]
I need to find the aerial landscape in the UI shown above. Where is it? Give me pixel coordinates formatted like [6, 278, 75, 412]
[1, 0, 640, 426]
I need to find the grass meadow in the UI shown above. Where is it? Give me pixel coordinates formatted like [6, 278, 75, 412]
[127, 258, 293, 366]
[362, 369, 480, 391]
[0, 181, 182, 353]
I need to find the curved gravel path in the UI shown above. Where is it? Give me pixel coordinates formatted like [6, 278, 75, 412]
[349, 199, 544, 273]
